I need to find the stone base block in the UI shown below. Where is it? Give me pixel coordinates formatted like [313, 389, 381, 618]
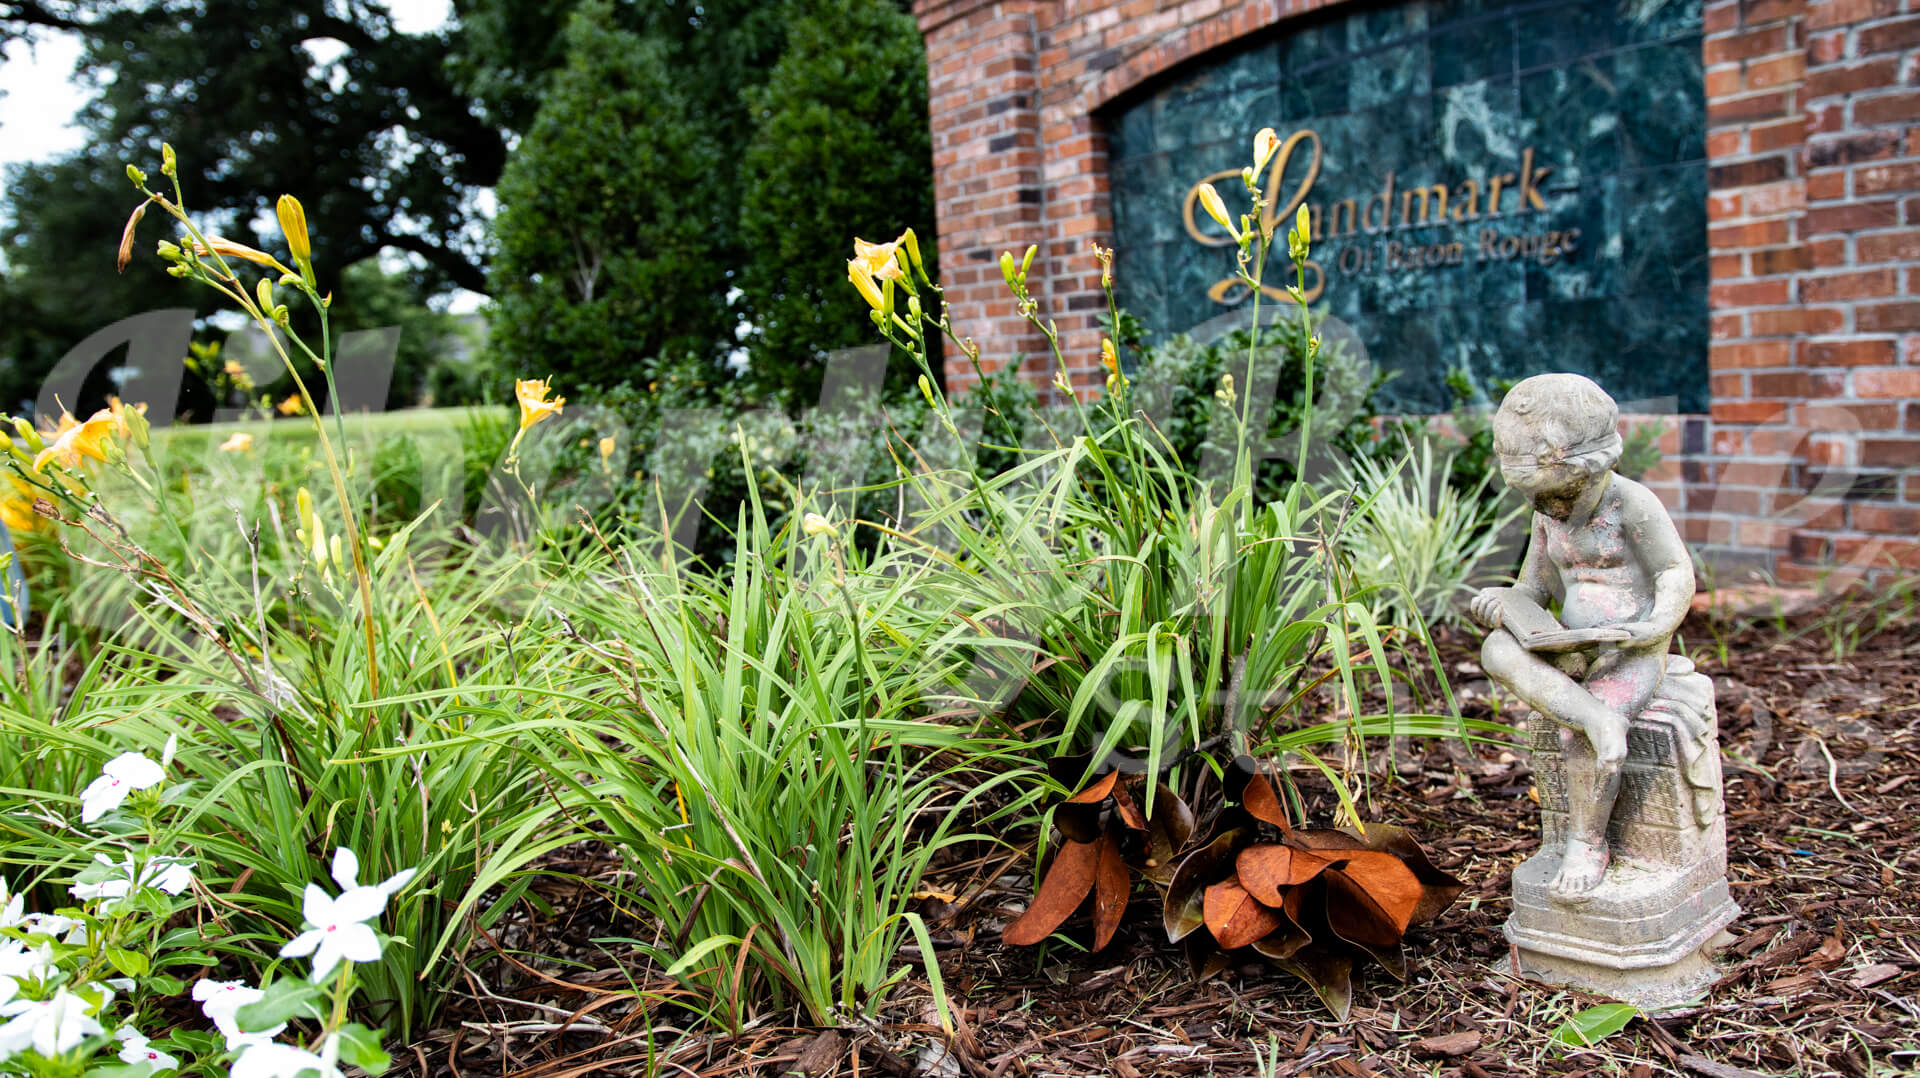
[1505, 850, 1738, 1011]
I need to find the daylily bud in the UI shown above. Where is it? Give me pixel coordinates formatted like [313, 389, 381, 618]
[117, 202, 147, 274]
[126, 164, 147, 187]
[918, 374, 936, 408]
[1253, 127, 1280, 174]
[161, 143, 177, 177]
[1241, 166, 1255, 191]
[801, 512, 838, 539]
[277, 195, 312, 276]
[1197, 183, 1237, 239]
[273, 305, 291, 327]
[900, 227, 923, 275]
[1019, 244, 1037, 278]
[256, 277, 274, 312]
[156, 240, 181, 261]
[1000, 250, 1017, 287]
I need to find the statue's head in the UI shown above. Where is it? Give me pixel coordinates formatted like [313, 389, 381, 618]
[1492, 373, 1622, 517]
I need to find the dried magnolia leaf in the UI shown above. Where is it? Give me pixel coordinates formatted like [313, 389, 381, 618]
[1139, 783, 1195, 884]
[1272, 944, 1355, 1021]
[1055, 801, 1103, 844]
[1329, 850, 1424, 938]
[1068, 770, 1120, 803]
[1250, 924, 1311, 962]
[1235, 844, 1334, 905]
[1110, 777, 1147, 831]
[1184, 933, 1233, 982]
[1163, 826, 1251, 943]
[1150, 782, 1194, 848]
[1003, 838, 1101, 946]
[1240, 770, 1293, 832]
[1289, 828, 1367, 852]
[1091, 829, 1130, 951]
[1203, 876, 1285, 950]
[1323, 861, 1413, 949]
[1352, 822, 1466, 925]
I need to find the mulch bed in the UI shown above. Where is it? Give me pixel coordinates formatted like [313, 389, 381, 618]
[415, 608, 1920, 1078]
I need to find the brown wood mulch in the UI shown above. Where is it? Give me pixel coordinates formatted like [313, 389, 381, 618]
[414, 608, 1920, 1078]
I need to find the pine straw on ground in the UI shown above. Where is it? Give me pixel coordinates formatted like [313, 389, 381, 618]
[416, 611, 1920, 1078]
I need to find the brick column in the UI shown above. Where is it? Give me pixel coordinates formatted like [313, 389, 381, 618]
[916, 0, 1055, 392]
[1695, 0, 1920, 581]
[1793, 0, 1920, 578]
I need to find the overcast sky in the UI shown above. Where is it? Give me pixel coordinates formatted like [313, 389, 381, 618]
[0, 0, 454, 186]
[0, 0, 485, 308]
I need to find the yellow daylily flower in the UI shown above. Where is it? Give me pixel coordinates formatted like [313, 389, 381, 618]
[847, 258, 885, 312]
[0, 473, 42, 535]
[32, 409, 119, 472]
[277, 394, 306, 416]
[107, 397, 150, 449]
[851, 236, 906, 282]
[1100, 338, 1118, 374]
[193, 237, 291, 274]
[219, 432, 254, 454]
[515, 378, 564, 432]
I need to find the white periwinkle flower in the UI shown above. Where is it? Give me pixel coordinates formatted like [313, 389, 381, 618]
[0, 990, 105, 1061]
[116, 1029, 179, 1071]
[279, 849, 415, 983]
[79, 752, 165, 823]
[228, 1037, 342, 1078]
[70, 854, 195, 912]
[192, 979, 285, 1049]
[0, 942, 53, 986]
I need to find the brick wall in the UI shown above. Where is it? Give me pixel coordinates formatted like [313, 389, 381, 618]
[914, 0, 1920, 580]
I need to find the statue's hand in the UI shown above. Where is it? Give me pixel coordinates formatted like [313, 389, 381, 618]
[1468, 589, 1505, 629]
[1615, 620, 1669, 648]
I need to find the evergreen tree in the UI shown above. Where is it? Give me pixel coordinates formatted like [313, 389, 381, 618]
[485, 0, 732, 389]
[735, 0, 937, 403]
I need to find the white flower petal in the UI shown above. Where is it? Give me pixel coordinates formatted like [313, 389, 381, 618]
[333, 886, 387, 926]
[377, 867, 417, 897]
[300, 882, 334, 926]
[279, 929, 323, 959]
[79, 774, 129, 824]
[102, 752, 164, 790]
[335, 922, 383, 964]
[329, 848, 360, 892]
[307, 937, 346, 983]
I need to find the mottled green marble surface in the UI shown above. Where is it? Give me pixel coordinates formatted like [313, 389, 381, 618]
[1106, 0, 1707, 412]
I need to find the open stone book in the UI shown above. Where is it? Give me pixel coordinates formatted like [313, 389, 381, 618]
[1481, 586, 1633, 653]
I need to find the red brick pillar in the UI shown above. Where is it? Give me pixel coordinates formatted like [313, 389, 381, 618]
[1701, 0, 1920, 580]
[915, 0, 1058, 393]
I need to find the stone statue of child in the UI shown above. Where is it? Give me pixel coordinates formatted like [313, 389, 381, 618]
[1468, 374, 1694, 901]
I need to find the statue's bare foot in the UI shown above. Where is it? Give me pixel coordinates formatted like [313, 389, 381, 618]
[1550, 838, 1610, 901]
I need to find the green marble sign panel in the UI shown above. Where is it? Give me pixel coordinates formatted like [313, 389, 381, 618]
[1105, 0, 1707, 412]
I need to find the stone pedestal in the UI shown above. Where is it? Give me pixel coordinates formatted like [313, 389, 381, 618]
[1504, 655, 1739, 1010]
